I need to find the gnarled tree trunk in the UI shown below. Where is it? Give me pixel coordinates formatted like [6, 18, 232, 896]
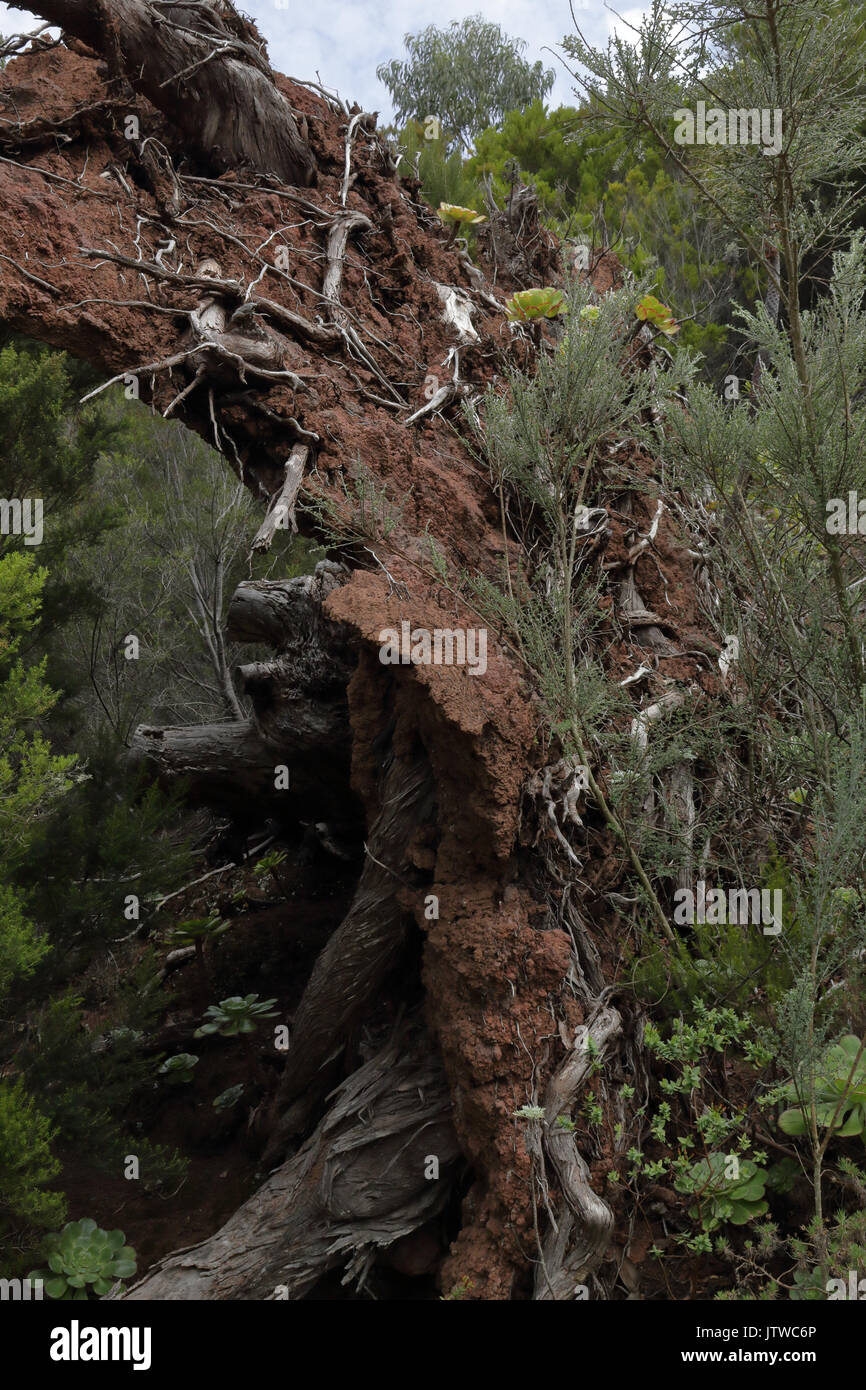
[0, 2, 710, 1300]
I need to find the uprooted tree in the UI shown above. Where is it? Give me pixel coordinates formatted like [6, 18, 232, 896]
[2, 1, 864, 1301]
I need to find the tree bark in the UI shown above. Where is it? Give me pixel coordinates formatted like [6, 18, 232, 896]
[118, 1024, 461, 1300]
[25, 1, 316, 184]
[132, 559, 358, 822]
[130, 712, 353, 827]
[131, 719, 279, 803]
[264, 749, 437, 1154]
[225, 564, 351, 654]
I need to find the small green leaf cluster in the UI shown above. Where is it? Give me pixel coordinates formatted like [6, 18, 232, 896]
[165, 915, 229, 948]
[675, 1154, 769, 1231]
[254, 849, 287, 879]
[213, 1084, 245, 1112]
[29, 1219, 136, 1299]
[779, 1035, 866, 1143]
[158, 1053, 198, 1085]
[504, 287, 565, 322]
[194, 994, 278, 1038]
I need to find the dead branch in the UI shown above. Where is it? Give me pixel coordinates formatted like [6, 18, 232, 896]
[404, 381, 458, 426]
[77, 244, 242, 296]
[251, 444, 308, 551]
[245, 295, 341, 347]
[340, 112, 375, 206]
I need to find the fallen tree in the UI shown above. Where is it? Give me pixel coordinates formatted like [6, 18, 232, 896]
[0, 3, 721, 1299]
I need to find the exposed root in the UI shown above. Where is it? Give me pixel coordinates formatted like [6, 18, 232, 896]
[524, 757, 588, 866]
[534, 1003, 623, 1299]
[322, 211, 373, 323]
[251, 443, 308, 550]
[117, 1022, 461, 1300]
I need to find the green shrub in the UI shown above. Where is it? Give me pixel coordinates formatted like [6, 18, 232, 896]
[0, 1079, 66, 1237]
[165, 916, 229, 949]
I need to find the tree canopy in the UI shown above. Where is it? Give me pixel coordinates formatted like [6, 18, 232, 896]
[377, 15, 554, 151]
